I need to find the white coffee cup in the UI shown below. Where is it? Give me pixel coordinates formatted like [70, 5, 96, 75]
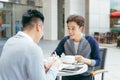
[62, 55, 75, 64]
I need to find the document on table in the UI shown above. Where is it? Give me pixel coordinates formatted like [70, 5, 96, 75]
[59, 64, 83, 73]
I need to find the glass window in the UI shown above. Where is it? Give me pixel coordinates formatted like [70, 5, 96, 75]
[0, 2, 43, 39]
[0, 3, 12, 39]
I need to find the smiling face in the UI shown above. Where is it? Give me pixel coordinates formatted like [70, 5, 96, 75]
[66, 15, 85, 42]
[67, 21, 83, 42]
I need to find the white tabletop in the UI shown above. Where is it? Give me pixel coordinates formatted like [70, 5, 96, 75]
[57, 63, 88, 76]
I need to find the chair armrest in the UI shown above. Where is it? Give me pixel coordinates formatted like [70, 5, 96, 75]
[90, 69, 108, 76]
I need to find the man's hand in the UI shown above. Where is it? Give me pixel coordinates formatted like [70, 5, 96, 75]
[75, 55, 85, 63]
[75, 55, 92, 65]
[44, 55, 61, 73]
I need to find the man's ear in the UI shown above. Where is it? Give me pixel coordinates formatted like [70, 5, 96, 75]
[36, 23, 40, 32]
[80, 26, 84, 32]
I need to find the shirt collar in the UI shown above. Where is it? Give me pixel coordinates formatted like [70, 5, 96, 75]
[17, 31, 33, 42]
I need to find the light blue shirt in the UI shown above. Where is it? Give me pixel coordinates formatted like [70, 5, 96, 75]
[0, 31, 58, 80]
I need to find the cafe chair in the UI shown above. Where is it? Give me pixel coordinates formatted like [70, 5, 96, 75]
[89, 48, 108, 80]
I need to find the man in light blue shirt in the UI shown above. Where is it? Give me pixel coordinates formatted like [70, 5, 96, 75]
[0, 9, 59, 80]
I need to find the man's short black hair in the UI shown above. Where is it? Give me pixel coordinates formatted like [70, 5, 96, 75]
[22, 9, 44, 28]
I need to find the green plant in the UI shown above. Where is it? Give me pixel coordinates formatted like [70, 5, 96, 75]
[117, 35, 120, 40]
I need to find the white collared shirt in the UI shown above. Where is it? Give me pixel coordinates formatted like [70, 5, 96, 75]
[17, 31, 33, 42]
[0, 31, 58, 80]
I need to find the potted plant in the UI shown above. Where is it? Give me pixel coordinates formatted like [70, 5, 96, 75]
[117, 35, 120, 47]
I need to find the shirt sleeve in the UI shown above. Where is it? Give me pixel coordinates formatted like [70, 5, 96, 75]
[88, 36, 100, 66]
[53, 36, 69, 57]
[26, 46, 58, 80]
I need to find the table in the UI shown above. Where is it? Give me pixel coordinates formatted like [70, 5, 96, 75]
[57, 63, 88, 80]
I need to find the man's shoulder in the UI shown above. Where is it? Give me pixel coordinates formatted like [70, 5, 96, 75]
[84, 34, 97, 44]
[85, 35, 95, 41]
[61, 36, 70, 42]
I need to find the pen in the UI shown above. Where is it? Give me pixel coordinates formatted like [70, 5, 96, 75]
[54, 51, 57, 56]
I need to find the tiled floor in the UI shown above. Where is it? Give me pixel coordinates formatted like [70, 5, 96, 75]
[103, 46, 120, 80]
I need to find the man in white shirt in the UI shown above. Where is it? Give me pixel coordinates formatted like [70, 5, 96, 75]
[0, 9, 59, 80]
